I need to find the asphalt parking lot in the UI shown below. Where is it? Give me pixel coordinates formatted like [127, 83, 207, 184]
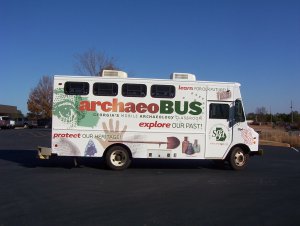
[0, 129, 300, 226]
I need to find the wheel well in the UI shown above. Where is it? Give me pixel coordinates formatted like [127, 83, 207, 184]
[226, 144, 250, 160]
[103, 143, 132, 159]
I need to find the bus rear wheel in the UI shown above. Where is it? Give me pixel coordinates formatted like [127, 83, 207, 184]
[105, 146, 131, 170]
[228, 147, 249, 170]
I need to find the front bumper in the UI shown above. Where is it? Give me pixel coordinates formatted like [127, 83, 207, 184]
[37, 146, 52, 159]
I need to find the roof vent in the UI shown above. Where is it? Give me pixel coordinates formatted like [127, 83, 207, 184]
[171, 73, 196, 81]
[102, 70, 128, 78]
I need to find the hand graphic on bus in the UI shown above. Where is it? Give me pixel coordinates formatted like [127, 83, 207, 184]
[96, 119, 127, 149]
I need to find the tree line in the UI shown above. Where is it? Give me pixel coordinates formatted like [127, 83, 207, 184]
[246, 106, 299, 123]
[247, 111, 300, 124]
[247, 106, 300, 130]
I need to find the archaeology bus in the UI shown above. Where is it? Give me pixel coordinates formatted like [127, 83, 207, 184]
[38, 70, 261, 170]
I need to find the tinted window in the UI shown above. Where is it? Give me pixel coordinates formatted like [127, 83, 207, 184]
[64, 82, 89, 95]
[209, 103, 229, 119]
[93, 83, 118, 96]
[235, 99, 245, 122]
[122, 83, 147, 97]
[151, 85, 175, 98]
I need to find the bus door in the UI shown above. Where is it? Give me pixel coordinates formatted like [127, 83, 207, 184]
[232, 99, 249, 145]
[205, 101, 233, 158]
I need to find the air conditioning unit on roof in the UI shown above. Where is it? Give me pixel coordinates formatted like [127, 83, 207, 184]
[102, 70, 128, 78]
[170, 73, 196, 81]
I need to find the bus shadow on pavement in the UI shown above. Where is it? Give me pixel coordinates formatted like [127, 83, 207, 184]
[0, 149, 104, 169]
[0, 149, 228, 170]
[131, 158, 222, 170]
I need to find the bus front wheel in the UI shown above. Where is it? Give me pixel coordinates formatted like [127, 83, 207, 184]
[105, 146, 131, 170]
[228, 147, 249, 170]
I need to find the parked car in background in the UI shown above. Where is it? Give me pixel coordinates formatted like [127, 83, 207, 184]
[37, 118, 52, 128]
[0, 116, 15, 129]
[14, 118, 38, 128]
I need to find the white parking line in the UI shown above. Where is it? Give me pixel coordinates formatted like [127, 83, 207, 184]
[291, 147, 299, 153]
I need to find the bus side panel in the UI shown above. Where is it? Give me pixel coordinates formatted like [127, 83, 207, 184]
[51, 77, 209, 159]
[51, 130, 206, 159]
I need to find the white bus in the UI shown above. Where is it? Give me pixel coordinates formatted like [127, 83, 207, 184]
[38, 70, 262, 170]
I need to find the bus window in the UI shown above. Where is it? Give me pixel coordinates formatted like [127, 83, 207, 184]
[122, 83, 147, 97]
[93, 83, 118, 96]
[234, 99, 245, 122]
[209, 103, 230, 119]
[64, 82, 89, 95]
[151, 85, 175, 98]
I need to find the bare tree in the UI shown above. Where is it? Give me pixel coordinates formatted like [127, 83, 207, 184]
[256, 106, 267, 115]
[27, 75, 53, 119]
[256, 106, 268, 122]
[74, 49, 119, 76]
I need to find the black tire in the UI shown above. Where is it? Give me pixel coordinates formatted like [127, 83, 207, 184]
[228, 147, 249, 170]
[105, 146, 131, 170]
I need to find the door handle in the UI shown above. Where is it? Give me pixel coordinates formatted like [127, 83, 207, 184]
[238, 128, 244, 131]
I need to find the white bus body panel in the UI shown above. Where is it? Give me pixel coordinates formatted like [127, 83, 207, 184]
[51, 75, 258, 160]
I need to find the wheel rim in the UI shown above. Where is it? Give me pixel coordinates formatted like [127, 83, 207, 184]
[110, 150, 127, 167]
[234, 151, 246, 166]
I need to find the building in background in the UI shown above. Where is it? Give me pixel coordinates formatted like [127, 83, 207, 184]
[0, 104, 22, 119]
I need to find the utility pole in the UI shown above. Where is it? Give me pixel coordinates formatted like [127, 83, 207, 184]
[291, 100, 294, 124]
[270, 106, 272, 125]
